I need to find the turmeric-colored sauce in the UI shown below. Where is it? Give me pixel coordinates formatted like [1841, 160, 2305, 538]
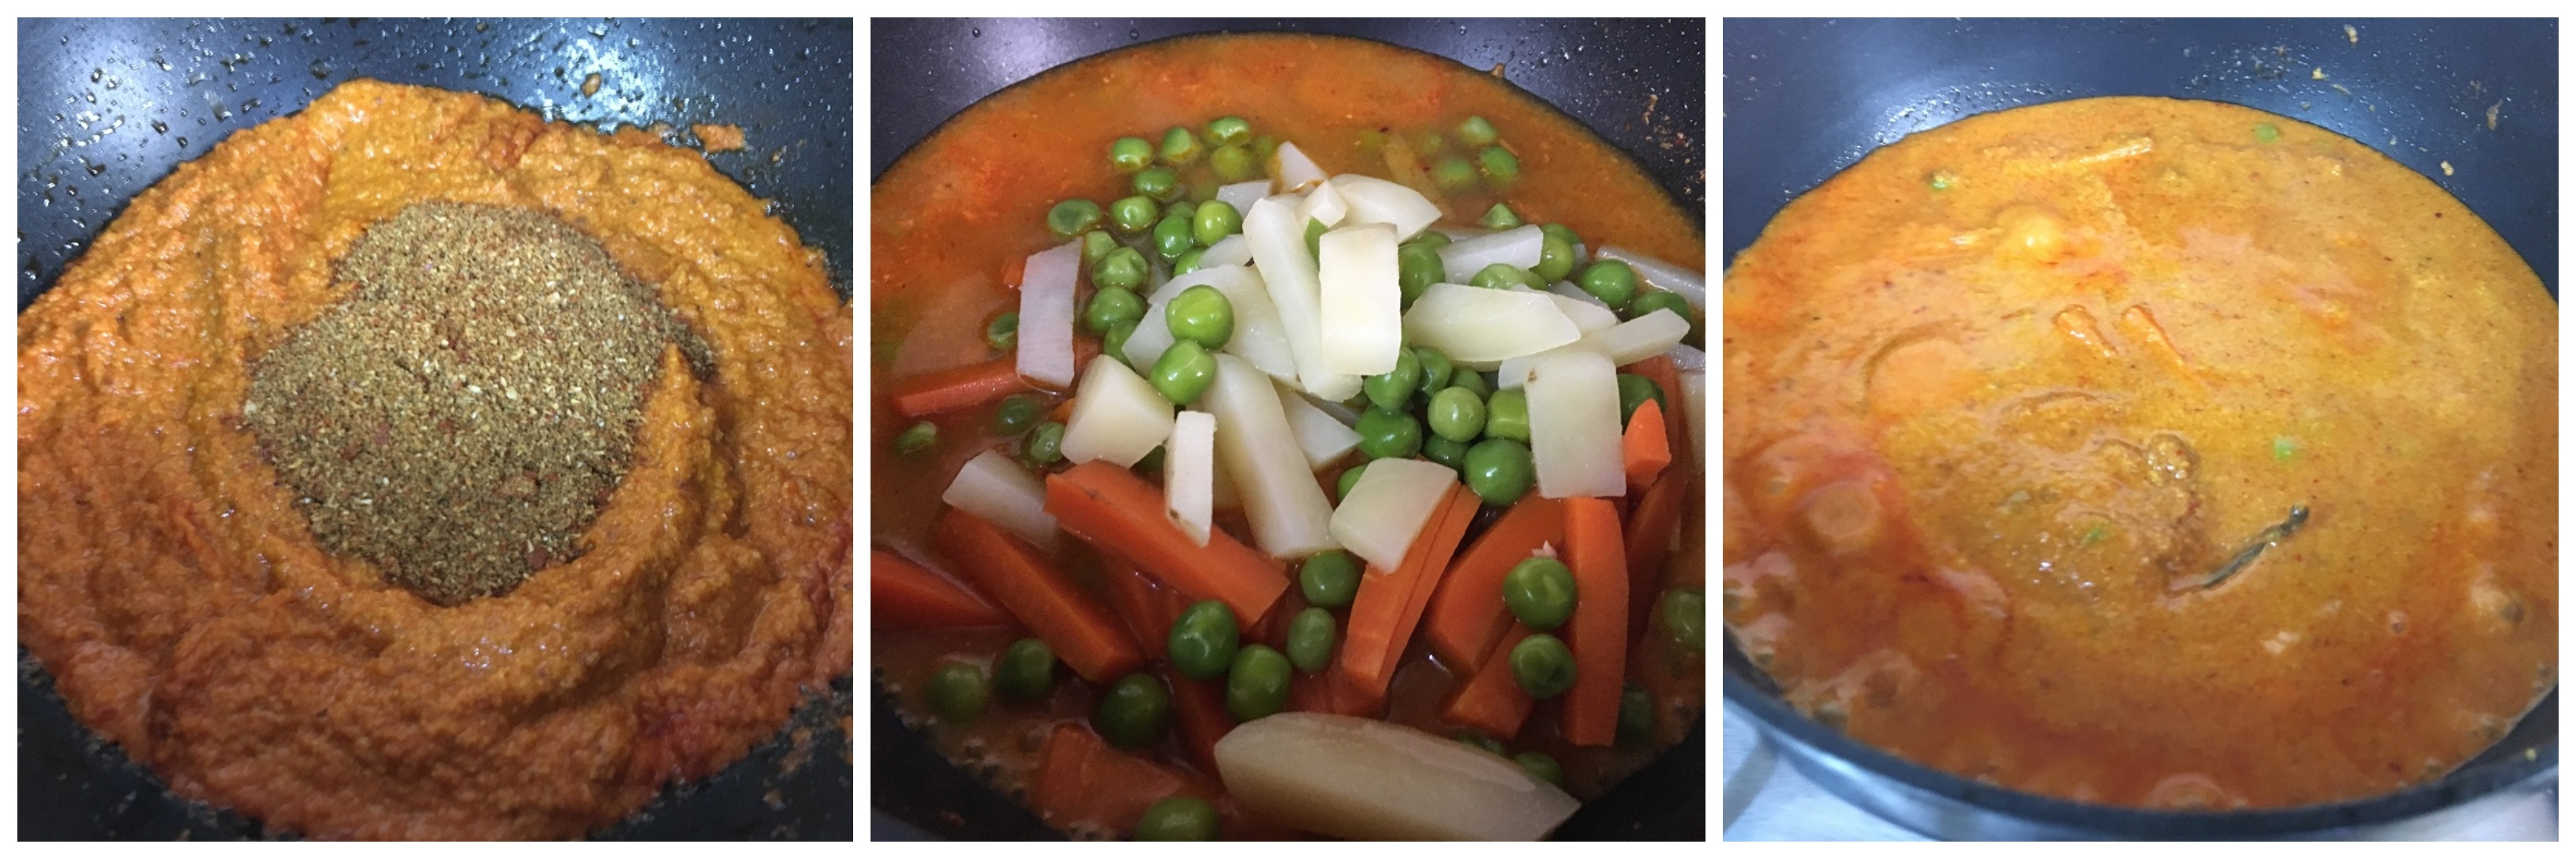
[17, 80, 854, 838]
[1724, 97, 2554, 808]
[874, 34, 1704, 837]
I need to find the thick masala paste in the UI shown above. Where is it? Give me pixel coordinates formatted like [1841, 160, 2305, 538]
[17, 80, 854, 838]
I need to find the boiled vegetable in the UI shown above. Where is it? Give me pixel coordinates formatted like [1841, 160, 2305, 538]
[1046, 462, 1291, 625]
[871, 550, 1013, 631]
[1061, 354, 1177, 468]
[1401, 283, 1580, 366]
[1331, 174, 1441, 242]
[1202, 354, 1339, 559]
[1584, 307, 1692, 366]
[1522, 346, 1624, 499]
[1340, 487, 1479, 696]
[1212, 712, 1580, 840]
[932, 508, 1144, 683]
[1327, 457, 1458, 571]
[1294, 178, 1350, 231]
[1015, 238, 1084, 388]
[1274, 141, 1327, 192]
[1166, 411, 1218, 546]
[1422, 496, 1565, 670]
[1559, 497, 1630, 745]
[1436, 224, 1544, 283]
[1215, 181, 1273, 219]
[940, 450, 1060, 551]
[1275, 384, 1362, 470]
[890, 357, 1030, 418]
[1316, 223, 1402, 376]
[1244, 196, 1361, 400]
[1593, 245, 1705, 309]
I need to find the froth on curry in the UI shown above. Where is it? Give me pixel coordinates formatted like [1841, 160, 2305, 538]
[1723, 96, 2553, 809]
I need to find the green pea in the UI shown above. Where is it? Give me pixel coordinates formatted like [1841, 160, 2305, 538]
[1397, 242, 1444, 309]
[1540, 222, 1582, 249]
[1413, 129, 1447, 154]
[993, 394, 1043, 436]
[1193, 200, 1243, 246]
[1448, 368, 1490, 399]
[1109, 195, 1160, 234]
[1166, 284, 1235, 350]
[1298, 549, 1362, 607]
[1481, 203, 1523, 230]
[1428, 386, 1487, 443]
[1458, 115, 1499, 147]
[1463, 439, 1535, 505]
[1136, 796, 1219, 841]
[1617, 683, 1657, 745]
[1103, 321, 1138, 369]
[1172, 247, 1207, 276]
[1502, 557, 1578, 631]
[1304, 217, 1327, 260]
[1022, 421, 1065, 467]
[1478, 146, 1521, 183]
[1413, 347, 1455, 399]
[1169, 599, 1241, 681]
[1285, 607, 1338, 674]
[1086, 287, 1146, 336]
[1226, 644, 1293, 721]
[1205, 116, 1252, 146]
[1210, 144, 1257, 182]
[1617, 373, 1668, 426]
[1483, 388, 1530, 442]
[894, 422, 937, 455]
[1094, 246, 1148, 291]
[1250, 134, 1279, 168]
[1110, 137, 1154, 173]
[994, 638, 1058, 703]
[1160, 126, 1204, 165]
[1354, 408, 1422, 460]
[1423, 435, 1470, 471]
[1082, 229, 1117, 264]
[1627, 288, 1697, 338]
[1410, 231, 1454, 251]
[1456, 732, 1507, 756]
[926, 661, 989, 721]
[1153, 213, 1196, 261]
[1333, 464, 1368, 504]
[1431, 156, 1478, 192]
[1515, 751, 1565, 786]
[1533, 232, 1577, 283]
[1510, 633, 1577, 699]
[1471, 263, 1537, 290]
[984, 311, 1019, 353]
[1362, 347, 1423, 411]
[1166, 199, 1198, 224]
[1578, 259, 1638, 311]
[1046, 199, 1100, 238]
[1150, 339, 1219, 405]
[1094, 673, 1172, 749]
[1659, 587, 1706, 652]
[1134, 166, 1181, 202]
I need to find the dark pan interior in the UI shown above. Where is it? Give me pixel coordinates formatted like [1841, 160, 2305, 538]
[1721, 17, 2556, 838]
[870, 17, 1705, 841]
[16, 17, 853, 840]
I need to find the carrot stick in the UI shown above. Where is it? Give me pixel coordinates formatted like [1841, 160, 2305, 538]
[890, 357, 1029, 418]
[1096, 556, 1185, 659]
[1622, 398, 1672, 491]
[1625, 354, 1690, 473]
[1625, 470, 1688, 643]
[1166, 669, 1234, 775]
[930, 508, 1143, 683]
[1440, 624, 1538, 739]
[1559, 497, 1631, 746]
[1422, 496, 1565, 671]
[871, 549, 1013, 631]
[1028, 723, 1207, 833]
[1339, 485, 1479, 696]
[1046, 462, 1289, 625]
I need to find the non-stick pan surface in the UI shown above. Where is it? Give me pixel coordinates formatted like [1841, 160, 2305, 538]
[1721, 18, 2557, 838]
[871, 17, 1705, 841]
[17, 17, 855, 840]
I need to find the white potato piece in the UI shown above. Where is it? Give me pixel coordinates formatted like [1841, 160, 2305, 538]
[1204, 266, 1298, 381]
[1679, 368, 1707, 463]
[1165, 411, 1218, 546]
[1402, 283, 1581, 365]
[1544, 290, 1620, 336]
[1331, 174, 1440, 241]
[1316, 223, 1402, 377]
[1436, 224, 1544, 283]
[940, 451, 1058, 551]
[1327, 459, 1457, 571]
[1013, 239, 1084, 388]
[1243, 197, 1361, 401]
[1204, 354, 1339, 558]
[1667, 341, 1706, 372]
[1586, 308, 1692, 366]
[1215, 180, 1273, 217]
[1202, 234, 1254, 268]
[1524, 346, 1625, 498]
[1215, 712, 1580, 841]
[1548, 279, 1611, 312]
[1595, 246, 1705, 309]
[1275, 141, 1328, 192]
[1294, 178, 1350, 230]
[1276, 385, 1361, 470]
[1059, 356, 1175, 468]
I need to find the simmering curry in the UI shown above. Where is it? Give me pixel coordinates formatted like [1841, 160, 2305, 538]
[1723, 97, 2554, 808]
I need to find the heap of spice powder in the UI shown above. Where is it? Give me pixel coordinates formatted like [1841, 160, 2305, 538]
[245, 202, 709, 606]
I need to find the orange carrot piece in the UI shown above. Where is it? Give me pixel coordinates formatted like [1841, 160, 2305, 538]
[871, 550, 1013, 631]
[1626, 354, 1691, 473]
[1441, 624, 1539, 739]
[1560, 497, 1631, 746]
[1622, 398, 1672, 491]
[1167, 670, 1234, 775]
[1339, 485, 1480, 696]
[1626, 470, 1689, 642]
[1028, 723, 1208, 833]
[1422, 496, 1566, 671]
[1097, 556, 1185, 659]
[1046, 462, 1289, 625]
[1380, 488, 1484, 685]
[890, 357, 1029, 418]
[930, 508, 1143, 683]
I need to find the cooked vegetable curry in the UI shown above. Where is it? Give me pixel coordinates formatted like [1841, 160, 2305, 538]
[18, 81, 854, 838]
[874, 34, 1705, 839]
[1723, 97, 2555, 808]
